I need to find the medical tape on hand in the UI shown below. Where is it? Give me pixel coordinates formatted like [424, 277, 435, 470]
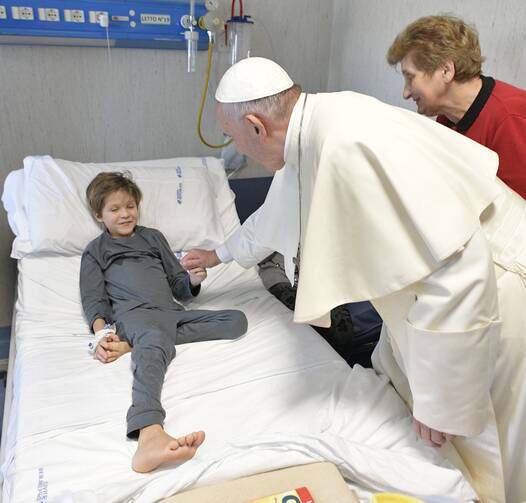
[88, 323, 116, 355]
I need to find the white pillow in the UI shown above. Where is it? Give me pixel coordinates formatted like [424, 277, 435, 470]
[1, 169, 33, 257]
[109, 156, 240, 239]
[201, 157, 240, 239]
[16, 155, 234, 257]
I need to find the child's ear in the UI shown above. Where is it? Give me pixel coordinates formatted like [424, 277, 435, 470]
[94, 213, 104, 223]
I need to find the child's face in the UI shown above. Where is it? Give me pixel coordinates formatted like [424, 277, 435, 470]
[95, 189, 138, 238]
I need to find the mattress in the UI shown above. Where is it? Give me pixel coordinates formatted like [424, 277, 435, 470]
[1, 253, 476, 503]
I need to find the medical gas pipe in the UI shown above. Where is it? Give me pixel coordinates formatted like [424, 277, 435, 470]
[195, 0, 253, 149]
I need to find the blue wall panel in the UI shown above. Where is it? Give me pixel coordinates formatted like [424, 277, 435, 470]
[0, 0, 208, 49]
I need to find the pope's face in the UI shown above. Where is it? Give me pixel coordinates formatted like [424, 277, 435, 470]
[216, 103, 285, 172]
[400, 53, 448, 117]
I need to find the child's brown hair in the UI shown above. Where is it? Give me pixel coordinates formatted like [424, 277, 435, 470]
[86, 171, 142, 216]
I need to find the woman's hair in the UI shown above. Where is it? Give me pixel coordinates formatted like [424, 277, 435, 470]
[86, 171, 142, 216]
[387, 15, 484, 82]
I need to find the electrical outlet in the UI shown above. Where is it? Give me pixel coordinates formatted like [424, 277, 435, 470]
[71, 9, 84, 22]
[64, 9, 84, 23]
[0, 5, 7, 19]
[19, 6, 34, 20]
[45, 8, 60, 21]
[89, 10, 108, 24]
[38, 7, 60, 21]
[12, 6, 34, 20]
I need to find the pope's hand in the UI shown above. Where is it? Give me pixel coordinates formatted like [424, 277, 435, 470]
[181, 249, 221, 270]
[412, 417, 456, 447]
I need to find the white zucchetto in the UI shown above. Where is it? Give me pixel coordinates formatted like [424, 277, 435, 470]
[215, 57, 294, 103]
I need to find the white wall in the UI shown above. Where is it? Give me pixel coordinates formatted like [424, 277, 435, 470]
[4, 0, 524, 327]
[0, 0, 334, 326]
[328, 0, 526, 108]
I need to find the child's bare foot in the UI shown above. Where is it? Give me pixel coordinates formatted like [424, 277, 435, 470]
[132, 424, 205, 473]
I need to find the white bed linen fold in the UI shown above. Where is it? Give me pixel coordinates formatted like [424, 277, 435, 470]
[2, 257, 476, 503]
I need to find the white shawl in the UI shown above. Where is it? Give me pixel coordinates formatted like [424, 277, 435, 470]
[282, 92, 499, 326]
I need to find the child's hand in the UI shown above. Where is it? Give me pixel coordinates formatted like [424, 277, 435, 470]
[188, 267, 207, 286]
[94, 333, 132, 364]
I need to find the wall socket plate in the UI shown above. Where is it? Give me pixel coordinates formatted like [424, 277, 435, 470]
[64, 9, 85, 23]
[38, 7, 60, 21]
[12, 6, 34, 20]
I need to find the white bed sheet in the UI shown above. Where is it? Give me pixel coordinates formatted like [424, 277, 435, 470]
[1, 255, 477, 503]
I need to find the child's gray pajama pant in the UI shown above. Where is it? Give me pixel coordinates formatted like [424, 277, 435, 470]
[118, 307, 247, 438]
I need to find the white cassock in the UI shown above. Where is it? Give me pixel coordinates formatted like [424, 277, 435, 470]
[216, 92, 526, 503]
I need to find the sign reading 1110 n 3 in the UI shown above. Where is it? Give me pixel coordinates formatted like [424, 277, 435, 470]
[141, 13, 171, 25]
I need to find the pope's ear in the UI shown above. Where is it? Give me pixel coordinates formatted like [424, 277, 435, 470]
[245, 114, 268, 137]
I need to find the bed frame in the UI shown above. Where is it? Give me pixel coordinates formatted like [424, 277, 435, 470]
[0, 177, 272, 502]
[0, 175, 272, 460]
[0, 295, 17, 503]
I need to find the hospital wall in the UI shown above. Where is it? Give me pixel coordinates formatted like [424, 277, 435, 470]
[2, 0, 525, 330]
[0, 0, 334, 328]
[328, 0, 526, 105]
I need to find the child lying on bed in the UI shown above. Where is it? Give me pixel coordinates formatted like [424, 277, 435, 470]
[79, 171, 248, 473]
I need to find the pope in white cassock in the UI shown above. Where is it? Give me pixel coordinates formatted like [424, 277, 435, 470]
[182, 57, 526, 503]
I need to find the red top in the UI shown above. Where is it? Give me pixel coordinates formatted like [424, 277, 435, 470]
[438, 77, 526, 199]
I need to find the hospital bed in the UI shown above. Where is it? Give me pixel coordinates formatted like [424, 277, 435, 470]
[0, 155, 477, 502]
